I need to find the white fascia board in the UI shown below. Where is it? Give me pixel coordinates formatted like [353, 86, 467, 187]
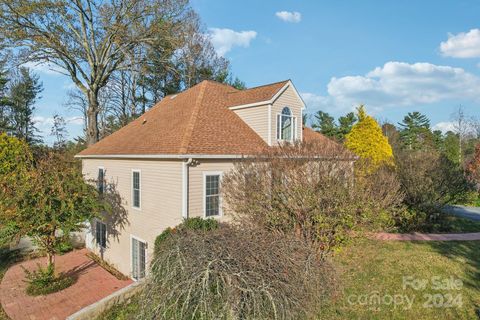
[75, 153, 357, 161]
[228, 80, 306, 111]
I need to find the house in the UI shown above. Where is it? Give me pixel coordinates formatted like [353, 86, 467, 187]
[76, 79, 344, 280]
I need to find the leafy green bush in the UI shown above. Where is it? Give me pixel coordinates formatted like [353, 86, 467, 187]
[181, 216, 219, 231]
[154, 217, 219, 255]
[54, 237, 73, 255]
[23, 263, 75, 296]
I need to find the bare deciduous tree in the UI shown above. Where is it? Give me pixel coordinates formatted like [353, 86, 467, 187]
[0, 0, 191, 145]
[451, 106, 476, 164]
[222, 141, 405, 255]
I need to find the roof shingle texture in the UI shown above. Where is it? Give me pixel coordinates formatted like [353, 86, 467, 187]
[78, 80, 340, 157]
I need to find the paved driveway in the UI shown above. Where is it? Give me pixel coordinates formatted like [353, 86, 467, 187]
[0, 248, 132, 320]
[444, 205, 480, 221]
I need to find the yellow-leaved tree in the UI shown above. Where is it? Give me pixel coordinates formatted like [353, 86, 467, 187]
[345, 105, 394, 172]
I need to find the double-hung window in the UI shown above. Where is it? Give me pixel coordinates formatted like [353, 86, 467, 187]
[97, 168, 106, 194]
[205, 173, 222, 217]
[95, 220, 107, 248]
[132, 170, 141, 209]
[276, 107, 297, 142]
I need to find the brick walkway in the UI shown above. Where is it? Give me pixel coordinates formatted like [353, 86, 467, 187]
[372, 232, 480, 241]
[0, 248, 132, 320]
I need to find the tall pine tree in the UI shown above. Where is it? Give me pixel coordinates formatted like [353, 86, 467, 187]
[8, 67, 43, 144]
[312, 111, 337, 138]
[398, 111, 432, 150]
[337, 112, 357, 141]
[0, 63, 9, 133]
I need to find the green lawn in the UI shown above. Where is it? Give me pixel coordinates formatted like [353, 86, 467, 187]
[96, 239, 480, 320]
[319, 239, 480, 319]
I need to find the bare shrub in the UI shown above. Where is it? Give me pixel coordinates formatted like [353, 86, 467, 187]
[222, 140, 405, 254]
[137, 223, 335, 320]
[395, 149, 473, 230]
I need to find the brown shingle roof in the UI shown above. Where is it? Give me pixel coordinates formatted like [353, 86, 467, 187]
[226, 80, 289, 107]
[78, 80, 285, 157]
[77, 80, 348, 158]
[302, 127, 357, 159]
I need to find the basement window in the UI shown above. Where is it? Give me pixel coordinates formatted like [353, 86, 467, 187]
[95, 220, 107, 248]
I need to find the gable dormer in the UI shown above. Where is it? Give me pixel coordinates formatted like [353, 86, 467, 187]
[229, 80, 305, 146]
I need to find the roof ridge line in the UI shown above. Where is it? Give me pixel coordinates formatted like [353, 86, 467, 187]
[179, 82, 208, 154]
[203, 80, 239, 91]
[233, 79, 290, 92]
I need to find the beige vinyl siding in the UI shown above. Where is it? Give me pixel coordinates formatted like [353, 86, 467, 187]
[233, 105, 269, 144]
[188, 160, 234, 219]
[272, 85, 303, 142]
[82, 158, 183, 276]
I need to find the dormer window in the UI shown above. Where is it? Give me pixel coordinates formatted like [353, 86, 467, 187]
[277, 107, 296, 142]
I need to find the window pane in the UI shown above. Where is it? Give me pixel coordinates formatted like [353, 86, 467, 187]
[133, 172, 140, 189]
[281, 115, 292, 140]
[101, 223, 106, 247]
[133, 171, 140, 208]
[132, 238, 146, 280]
[134, 189, 140, 208]
[206, 195, 219, 217]
[139, 241, 146, 279]
[205, 175, 220, 216]
[206, 175, 219, 196]
[96, 221, 106, 247]
[132, 239, 138, 279]
[95, 222, 101, 245]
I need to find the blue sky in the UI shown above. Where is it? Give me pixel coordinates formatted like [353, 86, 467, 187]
[32, 0, 480, 143]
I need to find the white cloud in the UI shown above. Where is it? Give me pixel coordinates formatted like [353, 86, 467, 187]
[300, 92, 334, 112]
[440, 29, 480, 58]
[208, 28, 257, 56]
[303, 61, 480, 113]
[275, 11, 302, 23]
[433, 121, 455, 133]
[22, 61, 64, 75]
[33, 115, 84, 139]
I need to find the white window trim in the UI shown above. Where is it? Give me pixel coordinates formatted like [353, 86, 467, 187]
[97, 166, 105, 193]
[203, 171, 223, 219]
[131, 169, 141, 211]
[130, 234, 148, 281]
[95, 219, 107, 249]
[276, 109, 297, 142]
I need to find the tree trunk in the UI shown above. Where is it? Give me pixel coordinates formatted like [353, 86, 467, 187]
[46, 251, 55, 267]
[45, 232, 56, 270]
[86, 91, 100, 145]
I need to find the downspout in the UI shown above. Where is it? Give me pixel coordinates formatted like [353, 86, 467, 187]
[182, 158, 193, 219]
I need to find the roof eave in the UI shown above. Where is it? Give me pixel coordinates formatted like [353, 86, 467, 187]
[228, 80, 306, 111]
[74, 154, 249, 160]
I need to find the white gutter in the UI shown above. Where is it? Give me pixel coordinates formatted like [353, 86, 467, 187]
[182, 158, 193, 219]
[75, 153, 357, 161]
[74, 154, 246, 159]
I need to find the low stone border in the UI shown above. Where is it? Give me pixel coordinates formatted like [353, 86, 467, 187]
[372, 232, 480, 241]
[66, 279, 145, 320]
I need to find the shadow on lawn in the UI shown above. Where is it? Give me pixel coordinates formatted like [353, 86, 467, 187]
[424, 240, 480, 291]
